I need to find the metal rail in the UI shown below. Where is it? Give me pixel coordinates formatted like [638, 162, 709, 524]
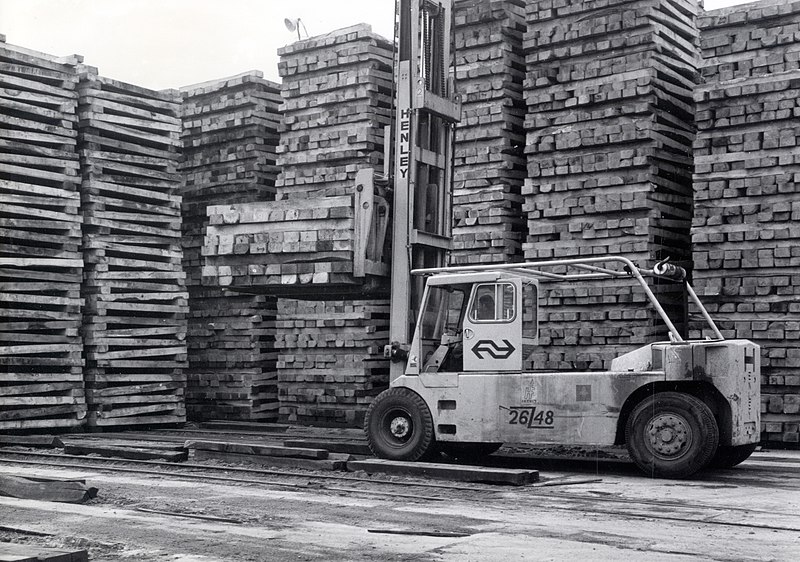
[0, 451, 490, 492]
[686, 282, 724, 340]
[414, 256, 696, 342]
[2, 452, 798, 534]
[415, 256, 657, 280]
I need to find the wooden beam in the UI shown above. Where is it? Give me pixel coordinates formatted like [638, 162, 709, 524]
[347, 459, 539, 485]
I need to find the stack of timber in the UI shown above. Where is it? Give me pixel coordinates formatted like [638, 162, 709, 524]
[0, 37, 87, 431]
[179, 72, 281, 421]
[181, 71, 281, 288]
[180, 292, 277, 421]
[181, 71, 281, 210]
[202, 27, 394, 428]
[691, 0, 800, 445]
[77, 67, 188, 428]
[275, 24, 393, 200]
[201, 25, 392, 295]
[202, 193, 389, 295]
[521, 0, 699, 369]
[275, 299, 390, 427]
[452, 0, 527, 264]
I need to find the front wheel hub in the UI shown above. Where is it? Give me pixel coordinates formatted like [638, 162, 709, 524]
[390, 416, 411, 439]
[647, 414, 691, 458]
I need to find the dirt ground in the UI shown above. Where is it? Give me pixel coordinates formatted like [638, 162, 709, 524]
[1, 448, 799, 561]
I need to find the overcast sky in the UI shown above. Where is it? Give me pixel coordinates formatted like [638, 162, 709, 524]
[0, 0, 753, 90]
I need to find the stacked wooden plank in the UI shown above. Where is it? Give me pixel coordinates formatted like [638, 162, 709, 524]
[201, 26, 392, 295]
[0, 37, 87, 430]
[200, 26, 395, 428]
[521, 0, 699, 369]
[691, 0, 800, 445]
[275, 298, 390, 427]
[202, 195, 389, 293]
[77, 67, 188, 428]
[182, 293, 278, 421]
[180, 70, 281, 241]
[275, 24, 393, 200]
[452, 0, 527, 264]
[179, 72, 281, 421]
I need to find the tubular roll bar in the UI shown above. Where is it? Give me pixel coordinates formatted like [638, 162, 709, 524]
[412, 256, 725, 343]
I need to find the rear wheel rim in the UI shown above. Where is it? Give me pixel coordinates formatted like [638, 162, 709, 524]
[381, 408, 413, 448]
[645, 413, 692, 460]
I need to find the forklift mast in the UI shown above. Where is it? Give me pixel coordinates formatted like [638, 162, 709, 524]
[389, 0, 461, 382]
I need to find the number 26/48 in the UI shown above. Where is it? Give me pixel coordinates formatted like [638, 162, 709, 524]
[509, 407, 554, 427]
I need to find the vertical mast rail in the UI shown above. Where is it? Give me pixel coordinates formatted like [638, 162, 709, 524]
[389, 0, 460, 381]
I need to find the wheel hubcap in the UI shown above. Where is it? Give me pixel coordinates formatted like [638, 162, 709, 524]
[389, 416, 411, 439]
[647, 414, 691, 458]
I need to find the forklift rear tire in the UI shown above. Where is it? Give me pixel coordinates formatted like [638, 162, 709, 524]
[710, 443, 757, 469]
[439, 442, 502, 463]
[625, 392, 719, 479]
[365, 388, 435, 461]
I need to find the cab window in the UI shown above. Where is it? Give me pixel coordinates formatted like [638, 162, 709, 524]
[421, 286, 466, 340]
[469, 283, 515, 323]
[522, 281, 538, 339]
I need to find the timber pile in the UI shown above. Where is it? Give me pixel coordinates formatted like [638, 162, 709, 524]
[182, 291, 278, 421]
[691, 0, 800, 444]
[179, 72, 280, 421]
[521, 0, 699, 369]
[0, 38, 87, 430]
[77, 67, 188, 428]
[201, 27, 394, 428]
[452, 0, 527, 264]
[201, 25, 391, 295]
[275, 298, 390, 427]
[275, 24, 393, 200]
[181, 71, 281, 210]
[181, 72, 281, 288]
[202, 195, 389, 294]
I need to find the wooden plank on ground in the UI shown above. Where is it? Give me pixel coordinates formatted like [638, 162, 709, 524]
[347, 459, 540, 485]
[185, 440, 328, 459]
[191, 448, 346, 471]
[0, 435, 63, 448]
[61, 443, 187, 462]
[0, 475, 98, 504]
[282, 439, 372, 456]
[59, 437, 186, 451]
[0, 542, 89, 562]
[198, 421, 289, 433]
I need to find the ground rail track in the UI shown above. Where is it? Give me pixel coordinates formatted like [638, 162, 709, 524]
[2, 450, 799, 535]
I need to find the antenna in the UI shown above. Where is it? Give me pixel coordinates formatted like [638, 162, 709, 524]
[284, 17, 308, 41]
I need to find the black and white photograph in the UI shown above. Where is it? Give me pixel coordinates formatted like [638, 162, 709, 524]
[0, 0, 798, 560]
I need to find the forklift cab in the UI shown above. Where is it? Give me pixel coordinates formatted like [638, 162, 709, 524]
[406, 273, 538, 375]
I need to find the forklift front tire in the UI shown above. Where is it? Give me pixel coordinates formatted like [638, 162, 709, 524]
[625, 391, 719, 479]
[365, 388, 435, 461]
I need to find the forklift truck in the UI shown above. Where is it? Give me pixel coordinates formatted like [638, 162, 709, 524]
[366, 256, 761, 479]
